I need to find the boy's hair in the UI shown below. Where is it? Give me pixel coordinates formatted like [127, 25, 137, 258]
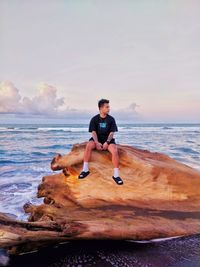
[98, 98, 109, 109]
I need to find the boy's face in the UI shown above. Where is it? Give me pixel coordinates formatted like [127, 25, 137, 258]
[100, 103, 110, 114]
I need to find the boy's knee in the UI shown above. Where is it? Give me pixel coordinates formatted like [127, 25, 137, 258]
[113, 150, 118, 156]
[86, 141, 95, 149]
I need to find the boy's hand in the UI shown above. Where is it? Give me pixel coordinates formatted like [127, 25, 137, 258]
[102, 142, 109, 150]
[95, 142, 103, 150]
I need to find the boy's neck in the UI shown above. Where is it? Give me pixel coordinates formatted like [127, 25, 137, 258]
[99, 112, 107, 118]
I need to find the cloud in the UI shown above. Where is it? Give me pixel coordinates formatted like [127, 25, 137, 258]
[0, 81, 22, 113]
[22, 83, 65, 115]
[0, 81, 65, 115]
[112, 102, 141, 121]
[0, 80, 141, 122]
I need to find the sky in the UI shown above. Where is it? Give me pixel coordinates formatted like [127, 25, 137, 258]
[0, 0, 200, 124]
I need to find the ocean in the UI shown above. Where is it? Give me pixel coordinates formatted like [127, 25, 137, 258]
[0, 123, 200, 221]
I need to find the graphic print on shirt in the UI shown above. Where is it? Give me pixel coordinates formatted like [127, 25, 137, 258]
[98, 121, 107, 134]
[99, 122, 107, 128]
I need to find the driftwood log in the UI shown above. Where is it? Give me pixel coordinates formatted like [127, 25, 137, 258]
[1, 142, 200, 255]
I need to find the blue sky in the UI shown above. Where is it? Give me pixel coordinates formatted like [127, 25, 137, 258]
[0, 0, 200, 123]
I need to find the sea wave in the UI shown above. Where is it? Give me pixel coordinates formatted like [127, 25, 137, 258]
[0, 182, 32, 191]
[33, 144, 72, 149]
[172, 147, 199, 154]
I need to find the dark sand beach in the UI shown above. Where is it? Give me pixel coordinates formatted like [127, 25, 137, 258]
[4, 234, 200, 267]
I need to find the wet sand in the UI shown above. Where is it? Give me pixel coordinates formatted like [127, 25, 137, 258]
[5, 234, 200, 267]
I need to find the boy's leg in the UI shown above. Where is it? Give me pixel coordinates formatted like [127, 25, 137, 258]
[107, 143, 119, 169]
[78, 140, 96, 178]
[82, 140, 96, 171]
[107, 143, 123, 185]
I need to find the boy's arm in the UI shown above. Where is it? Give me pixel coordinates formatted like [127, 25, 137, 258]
[91, 131, 99, 144]
[106, 118, 118, 143]
[106, 132, 114, 143]
[89, 117, 99, 144]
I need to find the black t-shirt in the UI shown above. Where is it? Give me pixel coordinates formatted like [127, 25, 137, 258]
[88, 113, 118, 143]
